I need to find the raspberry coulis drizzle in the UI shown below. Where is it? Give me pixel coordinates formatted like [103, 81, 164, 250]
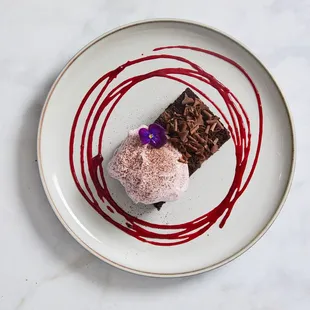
[69, 45, 263, 246]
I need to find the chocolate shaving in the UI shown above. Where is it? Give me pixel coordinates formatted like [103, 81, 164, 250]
[194, 133, 207, 144]
[188, 135, 196, 143]
[178, 156, 187, 164]
[186, 144, 198, 152]
[174, 119, 178, 131]
[195, 149, 204, 155]
[179, 122, 187, 132]
[211, 144, 219, 153]
[162, 111, 170, 122]
[205, 125, 210, 134]
[178, 130, 189, 142]
[186, 119, 195, 127]
[185, 151, 192, 158]
[190, 141, 201, 149]
[202, 110, 212, 119]
[211, 122, 217, 131]
[193, 98, 203, 107]
[190, 124, 200, 135]
[169, 137, 179, 144]
[182, 93, 195, 105]
[183, 106, 189, 116]
[206, 119, 218, 125]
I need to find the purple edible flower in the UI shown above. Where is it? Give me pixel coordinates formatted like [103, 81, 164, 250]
[139, 124, 167, 149]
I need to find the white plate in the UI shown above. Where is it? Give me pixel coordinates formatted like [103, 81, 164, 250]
[38, 19, 295, 277]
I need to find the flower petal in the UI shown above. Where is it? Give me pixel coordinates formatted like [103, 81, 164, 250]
[150, 132, 167, 148]
[139, 128, 150, 145]
[149, 123, 165, 136]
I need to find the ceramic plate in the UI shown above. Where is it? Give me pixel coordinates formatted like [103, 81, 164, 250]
[38, 19, 295, 277]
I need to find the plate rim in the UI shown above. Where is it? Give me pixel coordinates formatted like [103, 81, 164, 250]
[37, 18, 296, 278]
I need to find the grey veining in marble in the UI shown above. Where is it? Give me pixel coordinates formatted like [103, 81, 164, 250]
[0, 0, 309, 309]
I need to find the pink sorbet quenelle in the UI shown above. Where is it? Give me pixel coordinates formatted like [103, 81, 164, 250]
[107, 126, 189, 205]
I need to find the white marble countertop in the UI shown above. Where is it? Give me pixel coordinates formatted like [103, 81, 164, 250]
[1, 0, 309, 309]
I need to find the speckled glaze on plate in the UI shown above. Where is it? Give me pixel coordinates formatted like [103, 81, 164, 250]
[37, 19, 295, 277]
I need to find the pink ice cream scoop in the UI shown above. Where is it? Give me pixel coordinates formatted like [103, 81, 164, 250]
[107, 126, 189, 205]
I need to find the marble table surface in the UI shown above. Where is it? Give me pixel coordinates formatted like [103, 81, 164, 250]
[1, 0, 309, 309]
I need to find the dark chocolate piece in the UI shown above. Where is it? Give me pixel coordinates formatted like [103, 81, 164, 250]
[153, 88, 230, 210]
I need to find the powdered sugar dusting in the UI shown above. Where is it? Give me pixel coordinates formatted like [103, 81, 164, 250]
[108, 126, 189, 205]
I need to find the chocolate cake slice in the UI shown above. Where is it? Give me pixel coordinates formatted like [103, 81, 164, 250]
[153, 88, 230, 210]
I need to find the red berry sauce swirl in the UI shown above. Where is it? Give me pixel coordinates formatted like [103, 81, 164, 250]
[69, 45, 263, 246]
